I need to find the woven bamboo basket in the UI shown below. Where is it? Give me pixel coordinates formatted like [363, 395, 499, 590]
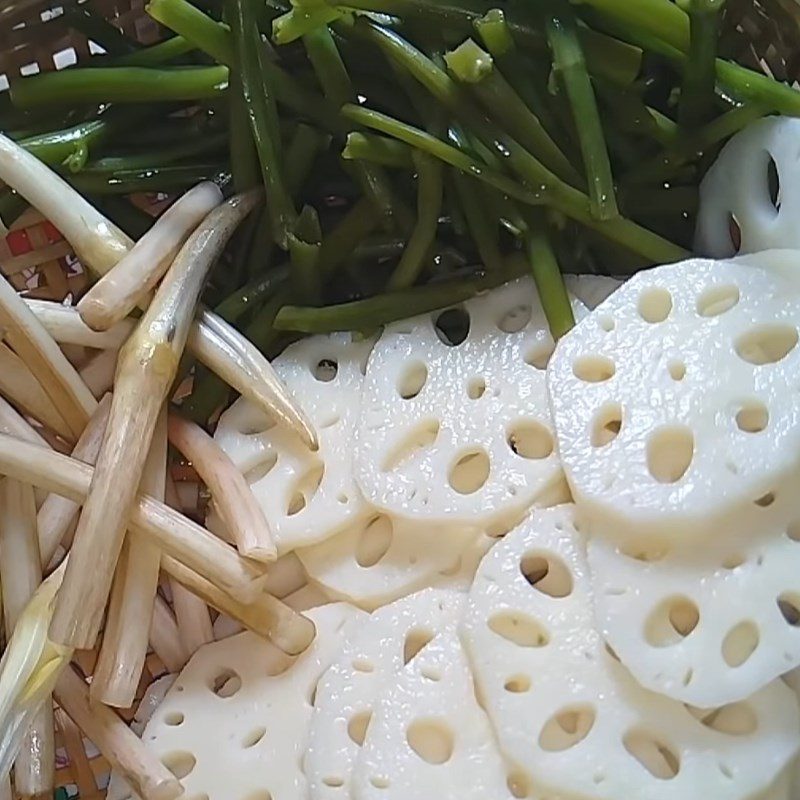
[1, 1, 800, 799]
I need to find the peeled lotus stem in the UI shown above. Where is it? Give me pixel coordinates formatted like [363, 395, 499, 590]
[91, 410, 169, 707]
[162, 555, 316, 655]
[77, 181, 223, 331]
[0, 433, 268, 604]
[37, 393, 112, 568]
[0, 342, 71, 439]
[168, 413, 277, 562]
[0, 275, 96, 441]
[0, 133, 313, 441]
[165, 477, 215, 654]
[24, 299, 135, 350]
[51, 193, 259, 649]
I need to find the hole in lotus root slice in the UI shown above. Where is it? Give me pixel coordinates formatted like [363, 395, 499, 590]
[498, 304, 533, 334]
[133, 606, 362, 800]
[539, 705, 596, 751]
[449, 450, 491, 495]
[306, 590, 467, 800]
[507, 421, 554, 460]
[685, 702, 758, 736]
[573, 355, 616, 383]
[638, 288, 673, 324]
[209, 669, 242, 698]
[777, 594, 800, 627]
[488, 611, 549, 648]
[434, 308, 471, 346]
[355, 516, 394, 568]
[313, 358, 339, 382]
[520, 552, 573, 598]
[590, 403, 623, 448]
[506, 771, 533, 798]
[646, 426, 695, 485]
[623, 730, 680, 780]
[214, 333, 375, 554]
[644, 597, 700, 648]
[736, 401, 769, 433]
[161, 751, 196, 779]
[697, 284, 741, 318]
[723, 621, 760, 668]
[547, 259, 800, 544]
[461, 505, 800, 800]
[355, 277, 574, 527]
[397, 361, 428, 400]
[406, 719, 455, 764]
[735, 325, 798, 366]
[467, 376, 487, 399]
[404, 628, 435, 664]
[348, 711, 373, 746]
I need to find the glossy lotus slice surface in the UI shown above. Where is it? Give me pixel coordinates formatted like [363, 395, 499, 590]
[547, 257, 800, 542]
[355, 278, 581, 526]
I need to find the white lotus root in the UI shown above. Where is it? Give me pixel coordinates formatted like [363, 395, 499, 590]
[297, 513, 478, 611]
[305, 589, 465, 800]
[588, 489, 800, 706]
[111, 604, 362, 800]
[697, 116, 800, 257]
[460, 505, 800, 800]
[215, 333, 374, 554]
[351, 631, 514, 800]
[547, 257, 800, 543]
[355, 278, 580, 525]
[564, 274, 623, 309]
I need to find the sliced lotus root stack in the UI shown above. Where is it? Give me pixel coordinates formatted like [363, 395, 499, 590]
[461, 505, 799, 800]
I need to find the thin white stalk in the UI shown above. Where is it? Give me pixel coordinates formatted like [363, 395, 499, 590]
[0, 133, 132, 273]
[79, 347, 118, 399]
[0, 479, 54, 799]
[162, 555, 316, 655]
[168, 414, 276, 562]
[0, 276, 96, 441]
[54, 666, 183, 800]
[149, 594, 189, 673]
[0, 134, 312, 441]
[51, 193, 258, 649]
[165, 477, 214, 656]
[78, 182, 223, 331]
[0, 396, 48, 448]
[0, 433, 268, 603]
[192, 309, 318, 450]
[91, 409, 168, 707]
[0, 342, 70, 438]
[25, 299, 135, 349]
[36, 394, 111, 568]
